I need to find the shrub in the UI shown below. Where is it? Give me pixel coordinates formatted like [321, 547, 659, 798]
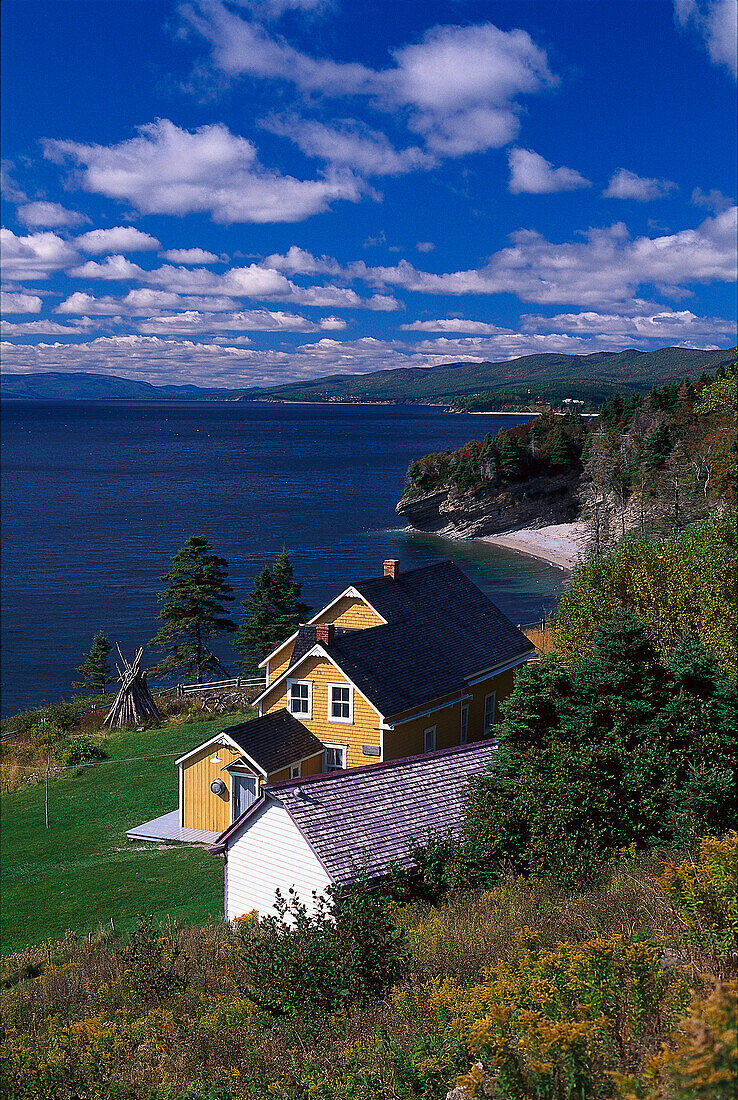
[236, 881, 407, 1019]
[658, 832, 738, 957]
[55, 735, 108, 768]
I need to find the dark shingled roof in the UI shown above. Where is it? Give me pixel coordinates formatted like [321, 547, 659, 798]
[321, 561, 534, 717]
[222, 710, 323, 776]
[217, 742, 498, 882]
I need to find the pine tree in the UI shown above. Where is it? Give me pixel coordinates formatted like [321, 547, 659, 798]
[149, 536, 236, 683]
[271, 548, 311, 641]
[73, 631, 113, 694]
[234, 551, 311, 674]
[549, 431, 571, 469]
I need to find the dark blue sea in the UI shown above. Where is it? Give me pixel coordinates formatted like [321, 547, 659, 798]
[0, 400, 565, 717]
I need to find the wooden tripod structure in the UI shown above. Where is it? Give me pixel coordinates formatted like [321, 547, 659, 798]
[104, 646, 160, 728]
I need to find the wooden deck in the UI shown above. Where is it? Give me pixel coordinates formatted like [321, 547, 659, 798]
[126, 810, 219, 846]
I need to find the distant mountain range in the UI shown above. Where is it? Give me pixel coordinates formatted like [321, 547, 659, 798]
[0, 372, 251, 401]
[1, 347, 734, 405]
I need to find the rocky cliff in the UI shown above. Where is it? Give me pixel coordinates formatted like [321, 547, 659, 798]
[396, 470, 581, 537]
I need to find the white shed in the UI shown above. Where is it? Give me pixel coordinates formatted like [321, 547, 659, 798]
[211, 741, 497, 920]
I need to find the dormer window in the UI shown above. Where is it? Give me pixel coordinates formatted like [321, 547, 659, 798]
[288, 679, 312, 719]
[328, 682, 353, 723]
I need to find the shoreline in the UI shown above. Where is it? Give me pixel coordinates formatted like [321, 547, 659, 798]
[477, 521, 588, 571]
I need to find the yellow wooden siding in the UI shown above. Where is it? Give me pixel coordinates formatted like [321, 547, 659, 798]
[383, 665, 522, 760]
[324, 596, 383, 630]
[268, 641, 296, 684]
[267, 750, 324, 786]
[262, 655, 382, 767]
[182, 744, 244, 832]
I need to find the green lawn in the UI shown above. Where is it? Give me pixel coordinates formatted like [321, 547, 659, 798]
[0, 714, 254, 955]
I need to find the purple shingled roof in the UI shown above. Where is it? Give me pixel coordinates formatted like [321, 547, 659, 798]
[216, 741, 497, 884]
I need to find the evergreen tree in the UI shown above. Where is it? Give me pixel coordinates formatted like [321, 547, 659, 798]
[234, 549, 311, 674]
[497, 432, 521, 480]
[270, 548, 311, 645]
[73, 631, 113, 694]
[644, 420, 671, 468]
[149, 536, 236, 683]
[549, 431, 571, 469]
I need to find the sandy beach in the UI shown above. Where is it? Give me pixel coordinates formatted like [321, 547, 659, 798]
[480, 521, 588, 571]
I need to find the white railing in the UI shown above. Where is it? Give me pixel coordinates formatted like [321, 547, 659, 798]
[176, 676, 265, 698]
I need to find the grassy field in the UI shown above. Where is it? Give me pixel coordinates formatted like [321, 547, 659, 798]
[0, 713, 254, 954]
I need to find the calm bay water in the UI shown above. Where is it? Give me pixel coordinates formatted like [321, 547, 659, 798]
[0, 400, 565, 717]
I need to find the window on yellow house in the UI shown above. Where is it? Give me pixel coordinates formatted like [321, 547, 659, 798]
[460, 704, 469, 745]
[288, 680, 312, 718]
[325, 745, 346, 771]
[328, 683, 353, 723]
[483, 693, 496, 736]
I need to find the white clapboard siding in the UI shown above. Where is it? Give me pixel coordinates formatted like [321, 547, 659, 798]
[226, 800, 333, 920]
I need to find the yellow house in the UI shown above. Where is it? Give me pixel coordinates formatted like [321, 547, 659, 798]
[127, 559, 534, 845]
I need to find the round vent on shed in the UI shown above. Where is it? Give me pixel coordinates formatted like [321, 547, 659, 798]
[210, 778, 227, 796]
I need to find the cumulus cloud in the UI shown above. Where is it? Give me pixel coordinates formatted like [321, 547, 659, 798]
[1, 317, 95, 336]
[1, 229, 80, 280]
[159, 248, 220, 263]
[260, 245, 341, 275]
[45, 118, 366, 224]
[416, 241, 435, 252]
[361, 207, 738, 305]
[1, 291, 43, 314]
[75, 226, 161, 253]
[56, 289, 239, 315]
[507, 148, 591, 194]
[675, 0, 737, 77]
[263, 114, 434, 175]
[400, 318, 513, 334]
[68, 255, 147, 280]
[691, 186, 734, 212]
[1, 162, 28, 203]
[522, 307, 737, 341]
[603, 169, 677, 201]
[16, 201, 90, 228]
[134, 308, 346, 334]
[185, 4, 556, 157]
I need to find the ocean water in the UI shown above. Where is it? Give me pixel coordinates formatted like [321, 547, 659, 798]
[0, 400, 565, 717]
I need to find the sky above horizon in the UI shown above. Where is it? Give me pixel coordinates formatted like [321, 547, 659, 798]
[1, 0, 736, 389]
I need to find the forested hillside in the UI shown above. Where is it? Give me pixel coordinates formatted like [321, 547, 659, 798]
[260, 347, 734, 405]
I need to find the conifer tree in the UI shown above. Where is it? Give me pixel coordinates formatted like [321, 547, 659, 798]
[549, 431, 571, 469]
[73, 631, 113, 694]
[149, 536, 236, 683]
[234, 550, 311, 674]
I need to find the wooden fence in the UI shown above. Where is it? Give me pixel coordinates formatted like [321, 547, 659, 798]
[176, 676, 265, 698]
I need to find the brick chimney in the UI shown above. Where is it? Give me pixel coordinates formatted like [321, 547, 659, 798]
[383, 559, 400, 580]
[315, 622, 335, 646]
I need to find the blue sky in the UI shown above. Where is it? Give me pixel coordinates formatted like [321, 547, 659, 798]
[1, 0, 736, 388]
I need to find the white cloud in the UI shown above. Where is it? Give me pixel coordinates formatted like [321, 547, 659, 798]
[362, 207, 738, 305]
[1, 162, 28, 204]
[76, 227, 161, 253]
[0, 229, 80, 280]
[16, 201, 89, 228]
[68, 255, 147, 280]
[185, 5, 556, 157]
[675, 0, 737, 77]
[401, 318, 513, 334]
[1, 317, 95, 336]
[45, 118, 366, 224]
[56, 289, 239, 315]
[416, 241, 435, 252]
[522, 308, 736, 340]
[691, 186, 734, 212]
[1, 291, 43, 314]
[264, 114, 434, 175]
[134, 308, 345, 334]
[508, 148, 591, 194]
[159, 248, 220, 263]
[260, 245, 341, 275]
[603, 169, 677, 201]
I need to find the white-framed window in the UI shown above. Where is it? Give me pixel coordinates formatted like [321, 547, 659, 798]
[460, 704, 469, 745]
[324, 744, 346, 772]
[424, 726, 436, 753]
[290, 762, 301, 779]
[328, 682, 354, 723]
[287, 679, 312, 719]
[483, 692, 496, 736]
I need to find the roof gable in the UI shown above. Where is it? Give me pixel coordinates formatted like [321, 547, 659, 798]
[219, 710, 324, 776]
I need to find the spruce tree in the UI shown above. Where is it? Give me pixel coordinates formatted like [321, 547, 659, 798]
[73, 631, 113, 694]
[149, 536, 236, 683]
[234, 550, 311, 674]
[271, 548, 311, 642]
[549, 431, 571, 469]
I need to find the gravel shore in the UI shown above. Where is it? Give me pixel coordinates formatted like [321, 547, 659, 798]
[479, 521, 588, 571]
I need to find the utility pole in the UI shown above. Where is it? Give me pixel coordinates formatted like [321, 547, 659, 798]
[45, 751, 50, 829]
